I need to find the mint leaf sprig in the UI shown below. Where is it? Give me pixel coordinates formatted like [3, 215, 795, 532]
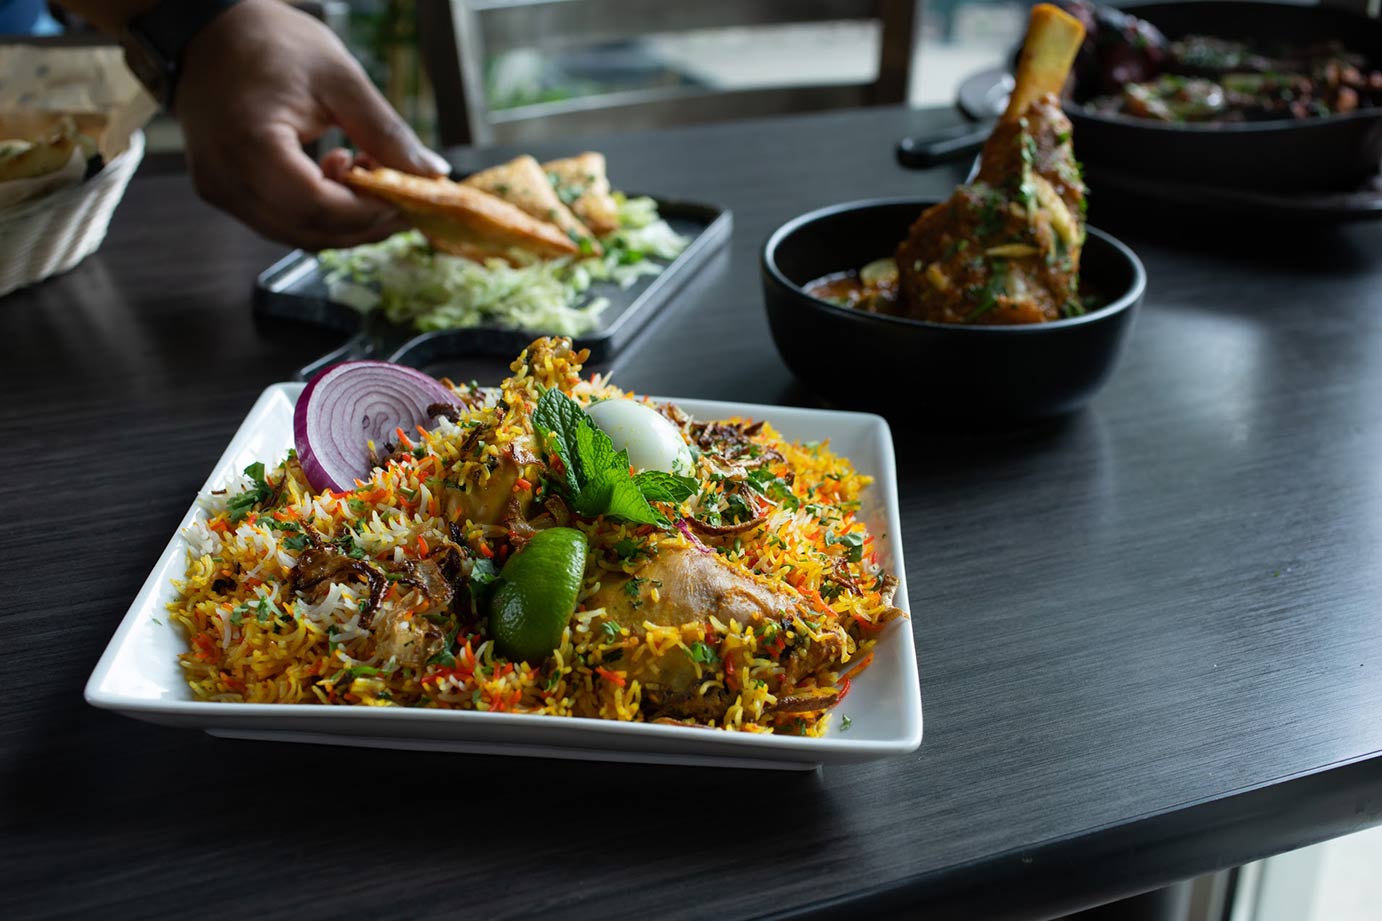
[532, 389, 696, 526]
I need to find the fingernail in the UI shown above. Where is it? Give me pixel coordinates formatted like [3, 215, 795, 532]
[418, 148, 451, 176]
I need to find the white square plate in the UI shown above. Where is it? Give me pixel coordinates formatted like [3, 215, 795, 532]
[85, 384, 923, 770]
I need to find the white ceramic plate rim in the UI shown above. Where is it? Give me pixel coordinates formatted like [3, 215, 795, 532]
[85, 384, 923, 765]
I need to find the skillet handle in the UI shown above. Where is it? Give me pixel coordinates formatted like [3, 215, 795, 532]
[896, 124, 991, 169]
[296, 330, 377, 381]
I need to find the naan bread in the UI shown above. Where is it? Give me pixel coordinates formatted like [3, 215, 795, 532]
[343, 166, 580, 262]
[463, 154, 598, 255]
[542, 152, 619, 237]
[0, 126, 76, 183]
[0, 116, 86, 208]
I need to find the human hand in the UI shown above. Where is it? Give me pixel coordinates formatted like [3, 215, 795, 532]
[175, 0, 449, 250]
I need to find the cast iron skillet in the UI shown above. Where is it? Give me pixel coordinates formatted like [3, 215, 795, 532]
[899, 1, 1382, 192]
[760, 199, 1146, 421]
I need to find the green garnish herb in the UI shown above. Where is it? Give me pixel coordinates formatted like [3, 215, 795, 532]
[531, 389, 696, 526]
[226, 462, 273, 523]
[745, 467, 800, 511]
[840, 715, 853, 731]
[426, 624, 460, 668]
[964, 260, 1009, 322]
[827, 529, 865, 563]
[688, 641, 719, 665]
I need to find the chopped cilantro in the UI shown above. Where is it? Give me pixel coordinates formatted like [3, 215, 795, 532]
[840, 715, 853, 731]
[226, 462, 273, 523]
[745, 466, 800, 510]
[964, 260, 1009, 322]
[688, 641, 719, 665]
[469, 557, 497, 587]
[426, 624, 459, 668]
[828, 530, 865, 563]
[722, 490, 757, 525]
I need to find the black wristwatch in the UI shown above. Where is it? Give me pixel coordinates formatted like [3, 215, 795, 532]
[123, 0, 244, 109]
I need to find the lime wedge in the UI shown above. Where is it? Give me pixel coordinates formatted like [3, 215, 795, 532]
[489, 527, 589, 663]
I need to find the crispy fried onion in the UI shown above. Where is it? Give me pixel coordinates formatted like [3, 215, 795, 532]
[290, 546, 387, 627]
[685, 514, 768, 537]
[772, 690, 841, 713]
[291, 532, 473, 626]
[506, 495, 573, 550]
[878, 573, 900, 607]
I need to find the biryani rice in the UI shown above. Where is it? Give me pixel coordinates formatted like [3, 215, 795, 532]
[171, 339, 903, 734]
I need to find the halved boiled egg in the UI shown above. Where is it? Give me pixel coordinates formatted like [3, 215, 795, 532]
[586, 399, 693, 475]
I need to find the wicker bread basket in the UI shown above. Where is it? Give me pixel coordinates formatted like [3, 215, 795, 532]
[0, 129, 145, 298]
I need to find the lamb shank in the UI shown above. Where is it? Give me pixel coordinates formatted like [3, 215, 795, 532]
[896, 4, 1088, 325]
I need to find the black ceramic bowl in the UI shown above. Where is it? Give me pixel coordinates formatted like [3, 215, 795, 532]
[1068, 2, 1382, 193]
[761, 198, 1146, 420]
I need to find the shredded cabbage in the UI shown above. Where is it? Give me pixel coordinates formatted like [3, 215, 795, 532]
[317, 194, 689, 335]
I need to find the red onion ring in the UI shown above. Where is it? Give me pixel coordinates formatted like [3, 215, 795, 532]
[675, 518, 713, 554]
[294, 361, 458, 493]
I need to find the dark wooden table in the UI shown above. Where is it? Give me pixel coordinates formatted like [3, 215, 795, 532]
[5, 106, 1382, 921]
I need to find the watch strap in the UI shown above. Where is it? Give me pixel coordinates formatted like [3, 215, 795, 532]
[127, 0, 244, 108]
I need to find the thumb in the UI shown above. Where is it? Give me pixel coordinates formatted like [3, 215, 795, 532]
[322, 63, 450, 177]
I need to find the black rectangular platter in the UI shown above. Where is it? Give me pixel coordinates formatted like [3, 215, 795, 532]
[253, 197, 731, 379]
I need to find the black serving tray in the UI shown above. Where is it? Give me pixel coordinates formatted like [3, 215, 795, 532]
[254, 197, 732, 379]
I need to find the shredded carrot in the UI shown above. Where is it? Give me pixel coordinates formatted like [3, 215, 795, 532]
[595, 666, 626, 687]
[192, 633, 217, 662]
[840, 652, 875, 681]
[478, 542, 494, 559]
[514, 477, 532, 492]
[416, 535, 429, 557]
